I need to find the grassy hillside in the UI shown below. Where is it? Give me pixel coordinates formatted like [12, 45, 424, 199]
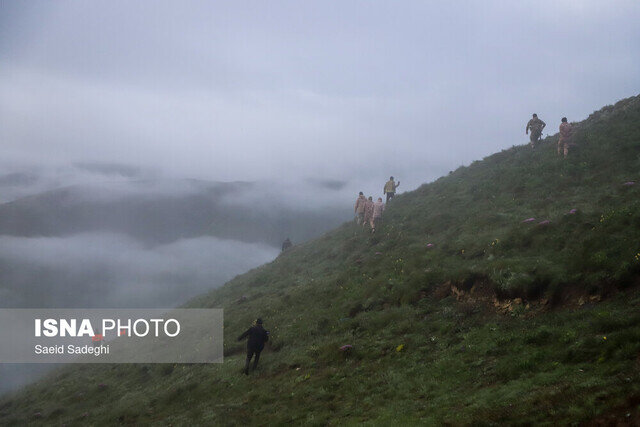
[1, 95, 640, 425]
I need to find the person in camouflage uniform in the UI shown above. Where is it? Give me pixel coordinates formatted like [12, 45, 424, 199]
[363, 196, 374, 230]
[558, 117, 573, 158]
[370, 197, 385, 233]
[354, 192, 367, 225]
[526, 113, 546, 147]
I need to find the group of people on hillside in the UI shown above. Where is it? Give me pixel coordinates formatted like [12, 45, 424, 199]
[243, 119, 583, 376]
[525, 113, 575, 158]
[246, 115, 585, 376]
[353, 176, 400, 232]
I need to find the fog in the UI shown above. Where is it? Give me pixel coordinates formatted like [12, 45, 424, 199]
[0, 233, 278, 309]
[2, 1, 639, 191]
[0, 160, 154, 204]
[0, 233, 278, 394]
[0, 159, 358, 209]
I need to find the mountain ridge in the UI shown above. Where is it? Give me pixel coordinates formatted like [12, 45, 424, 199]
[0, 179, 350, 247]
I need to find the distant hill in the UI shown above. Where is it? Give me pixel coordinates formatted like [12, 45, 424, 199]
[0, 179, 350, 247]
[1, 95, 639, 425]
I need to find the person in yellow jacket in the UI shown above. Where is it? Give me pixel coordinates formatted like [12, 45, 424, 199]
[383, 176, 400, 202]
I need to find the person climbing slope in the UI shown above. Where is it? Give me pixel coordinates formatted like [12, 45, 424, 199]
[363, 196, 374, 230]
[354, 192, 367, 224]
[384, 177, 400, 202]
[558, 117, 573, 158]
[237, 318, 270, 375]
[371, 197, 385, 233]
[525, 113, 546, 147]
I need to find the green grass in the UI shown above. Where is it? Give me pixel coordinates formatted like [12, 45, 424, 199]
[1, 95, 640, 425]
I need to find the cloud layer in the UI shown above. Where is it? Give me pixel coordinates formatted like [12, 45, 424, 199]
[0, 233, 278, 308]
[2, 1, 638, 191]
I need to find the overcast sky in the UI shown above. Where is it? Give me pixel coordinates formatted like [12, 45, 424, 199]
[1, 1, 639, 192]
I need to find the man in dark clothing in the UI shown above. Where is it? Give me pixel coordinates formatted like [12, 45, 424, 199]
[281, 238, 292, 252]
[237, 318, 270, 375]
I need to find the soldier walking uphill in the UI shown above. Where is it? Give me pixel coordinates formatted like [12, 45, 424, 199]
[238, 318, 270, 375]
[558, 117, 574, 158]
[370, 197, 385, 233]
[363, 196, 374, 230]
[354, 192, 367, 225]
[383, 177, 400, 202]
[281, 237, 292, 252]
[526, 113, 546, 147]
